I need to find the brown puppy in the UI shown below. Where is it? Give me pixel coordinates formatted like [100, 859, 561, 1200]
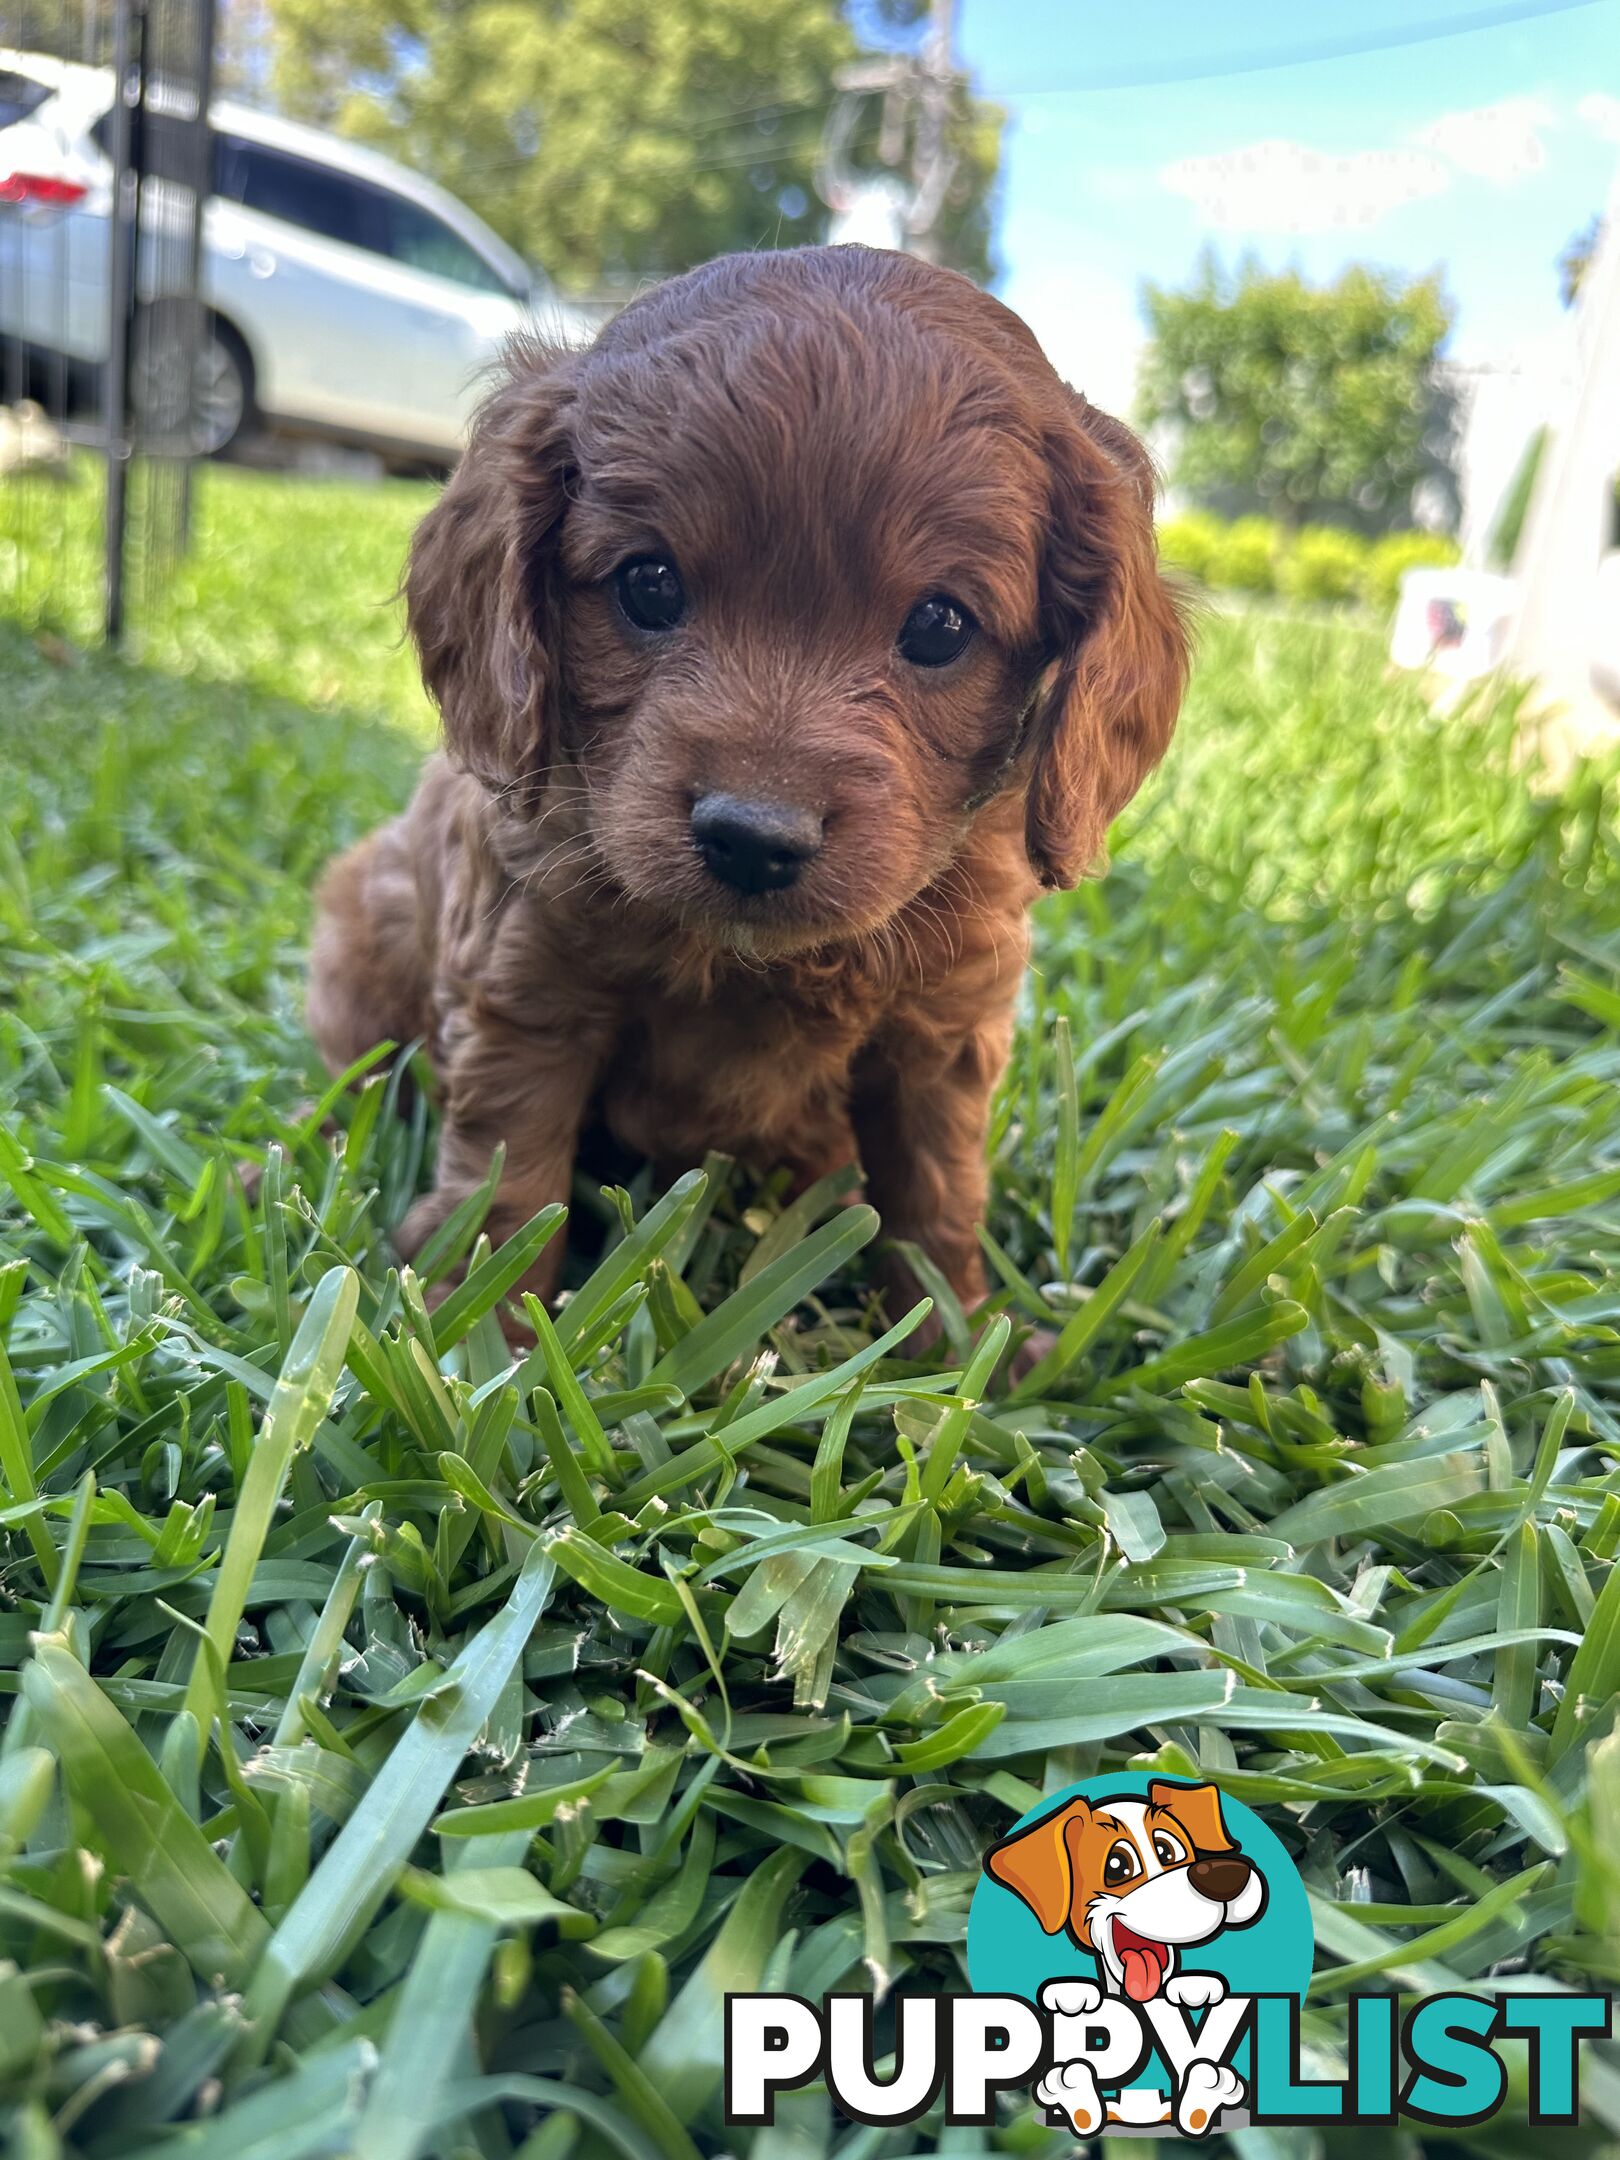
[308, 245, 1188, 1338]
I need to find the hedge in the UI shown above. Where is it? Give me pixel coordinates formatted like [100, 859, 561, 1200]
[1158, 510, 1460, 612]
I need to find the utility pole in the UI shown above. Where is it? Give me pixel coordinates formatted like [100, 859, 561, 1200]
[816, 0, 962, 260]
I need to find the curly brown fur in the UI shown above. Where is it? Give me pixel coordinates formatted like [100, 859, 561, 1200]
[308, 245, 1189, 1339]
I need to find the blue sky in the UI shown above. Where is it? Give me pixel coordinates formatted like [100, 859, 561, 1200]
[935, 0, 1620, 412]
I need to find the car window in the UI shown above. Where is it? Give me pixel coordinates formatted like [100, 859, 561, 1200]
[373, 191, 515, 295]
[0, 69, 51, 131]
[212, 133, 516, 297]
[210, 129, 238, 195]
[230, 140, 378, 252]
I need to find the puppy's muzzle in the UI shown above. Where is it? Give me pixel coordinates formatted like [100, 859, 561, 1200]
[1187, 1853, 1254, 1903]
[691, 793, 823, 895]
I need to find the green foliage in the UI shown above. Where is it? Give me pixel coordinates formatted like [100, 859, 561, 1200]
[1138, 255, 1457, 531]
[2, 4, 108, 58]
[1153, 508, 1224, 584]
[1158, 507, 1460, 611]
[1360, 527, 1464, 613]
[4, 468, 1620, 2152]
[264, 0, 1002, 289]
[1274, 523, 1368, 604]
[1203, 513, 1280, 593]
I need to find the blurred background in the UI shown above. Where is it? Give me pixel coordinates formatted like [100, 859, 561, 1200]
[1, 0, 1616, 707]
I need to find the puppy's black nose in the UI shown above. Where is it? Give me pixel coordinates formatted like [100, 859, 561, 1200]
[1188, 1854, 1253, 1903]
[691, 794, 822, 895]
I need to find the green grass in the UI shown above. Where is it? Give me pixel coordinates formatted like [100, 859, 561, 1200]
[0, 458, 431, 729]
[3, 462, 1620, 2158]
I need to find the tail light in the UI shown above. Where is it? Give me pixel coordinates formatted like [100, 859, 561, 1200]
[0, 172, 89, 206]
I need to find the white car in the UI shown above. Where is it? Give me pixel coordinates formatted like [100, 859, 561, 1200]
[0, 48, 590, 464]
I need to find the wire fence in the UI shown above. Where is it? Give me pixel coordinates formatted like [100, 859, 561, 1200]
[1, 0, 214, 642]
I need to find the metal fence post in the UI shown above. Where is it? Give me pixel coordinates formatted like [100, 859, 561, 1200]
[102, 0, 146, 645]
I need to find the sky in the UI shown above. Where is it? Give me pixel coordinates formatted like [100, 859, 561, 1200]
[938, 0, 1620, 416]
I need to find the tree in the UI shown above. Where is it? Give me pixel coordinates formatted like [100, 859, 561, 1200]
[263, 0, 1002, 291]
[1136, 257, 1457, 532]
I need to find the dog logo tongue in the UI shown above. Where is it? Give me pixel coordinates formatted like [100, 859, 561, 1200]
[1114, 1921, 1169, 2002]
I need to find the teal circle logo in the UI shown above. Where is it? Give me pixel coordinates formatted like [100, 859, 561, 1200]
[968, 1775, 1312, 2084]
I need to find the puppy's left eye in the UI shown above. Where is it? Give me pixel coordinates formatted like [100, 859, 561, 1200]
[897, 593, 976, 668]
[616, 557, 687, 632]
[1153, 1832, 1185, 1866]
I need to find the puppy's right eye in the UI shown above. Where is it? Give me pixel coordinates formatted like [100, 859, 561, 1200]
[616, 557, 686, 632]
[897, 592, 976, 667]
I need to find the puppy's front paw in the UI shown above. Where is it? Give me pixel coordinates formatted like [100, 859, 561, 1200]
[1039, 1977, 1103, 2020]
[1035, 2058, 1105, 2137]
[1176, 2060, 1243, 2137]
[1166, 1972, 1227, 2009]
[396, 1190, 454, 1263]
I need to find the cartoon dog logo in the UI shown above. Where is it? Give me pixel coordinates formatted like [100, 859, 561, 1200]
[983, 1779, 1267, 2136]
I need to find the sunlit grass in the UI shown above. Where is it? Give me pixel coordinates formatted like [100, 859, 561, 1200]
[2, 465, 1620, 2156]
[1, 457, 433, 732]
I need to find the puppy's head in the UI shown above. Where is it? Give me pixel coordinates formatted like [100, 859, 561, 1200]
[984, 1782, 1266, 2001]
[408, 247, 1187, 952]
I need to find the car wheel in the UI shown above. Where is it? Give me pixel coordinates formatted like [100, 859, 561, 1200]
[130, 310, 251, 458]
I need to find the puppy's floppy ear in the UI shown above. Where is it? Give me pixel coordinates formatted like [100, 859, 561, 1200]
[984, 1798, 1091, 1934]
[1024, 393, 1190, 889]
[1150, 1780, 1235, 1855]
[406, 341, 577, 795]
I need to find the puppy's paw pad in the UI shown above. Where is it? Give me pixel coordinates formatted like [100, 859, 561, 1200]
[1166, 1972, 1227, 2009]
[1039, 1978, 1102, 2018]
[1176, 2060, 1243, 2136]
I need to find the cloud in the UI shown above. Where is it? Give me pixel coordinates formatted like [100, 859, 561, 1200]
[1414, 96, 1554, 182]
[1159, 93, 1578, 236]
[1160, 138, 1450, 234]
[1578, 91, 1620, 144]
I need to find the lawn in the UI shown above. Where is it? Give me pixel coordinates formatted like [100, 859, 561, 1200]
[3, 461, 1620, 2159]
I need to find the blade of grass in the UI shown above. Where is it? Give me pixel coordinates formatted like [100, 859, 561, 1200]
[182, 1266, 359, 1725]
[647, 1206, 879, 1400]
[23, 1640, 269, 1986]
[242, 1542, 557, 2037]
